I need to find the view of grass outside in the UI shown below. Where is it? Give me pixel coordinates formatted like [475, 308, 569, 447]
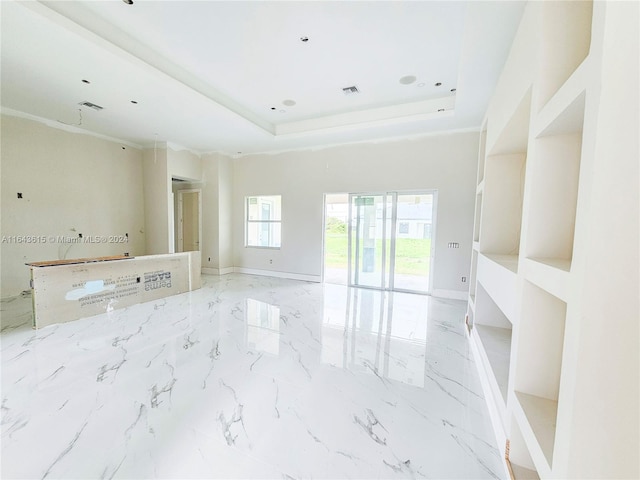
[324, 218, 431, 276]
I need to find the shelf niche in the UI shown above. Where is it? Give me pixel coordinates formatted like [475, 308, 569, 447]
[481, 90, 530, 261]
[536, 0, 593, 108]
[475, 282, 512, 405]
[480, 153, 526, 257]
[508, 415, 540, 480]
[514, 281, 567, 468]
[526, 92, 585, 271]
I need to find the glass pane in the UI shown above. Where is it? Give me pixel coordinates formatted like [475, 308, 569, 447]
[247, 222, 281, 248]
[393, 193, 433, 292]
[384, 195, 393, 289]
[350, 195, 385, 289]
[247, 196, 281, 221]
[246, 195, 282, 248]
[324, 194, 349, 285]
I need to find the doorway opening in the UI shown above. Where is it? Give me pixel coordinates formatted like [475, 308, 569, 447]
[323, 191, 436, 294]
[176, 189, 202, 252]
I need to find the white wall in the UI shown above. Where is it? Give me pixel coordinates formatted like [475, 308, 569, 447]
[1, 117, 478, 297]
[218, 156, 233, 270]
[566, 1, 639, 476]
[201, 153, 233, 272]
[201, 154, 220, 270]
[143, 147, 169, 254]
[485, 6, 535, 151]
[232, 131, 479, 294]
[1, 115, 145, 297]
[168, 146, 202, 181]
[144, 144, 202, 255]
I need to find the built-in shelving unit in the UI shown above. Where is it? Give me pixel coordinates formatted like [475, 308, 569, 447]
[535, 0, 592, 108]
[477, 127, 487, 184]
[473, 192, 483, 243]
[478, 253, 518, 321]
[526, 85, 585, 275]
[467, 123, 487, 332]
[513, 281, 566, 470]
[476, 323, 511, 403]
[464, 1, 637, 478]
[472, 279, 513, 432]
[520, 257, 569, 303]
[480, 88, 530, 272]
[469, 249, 478, 309]
[507, 414, 540, 480]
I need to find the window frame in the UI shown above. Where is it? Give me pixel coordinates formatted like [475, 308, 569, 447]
[245, 195, 282, 249]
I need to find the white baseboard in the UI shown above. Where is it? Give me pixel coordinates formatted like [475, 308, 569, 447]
[202, 267, 234, 276]
[201, 269, 469, 294]
[432, 289, 468, 300]
[233, 267, 321, 283]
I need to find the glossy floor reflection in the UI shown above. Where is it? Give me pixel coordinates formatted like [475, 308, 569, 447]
[1, 274, 504, 479]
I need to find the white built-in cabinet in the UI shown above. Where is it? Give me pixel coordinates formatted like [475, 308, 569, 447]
[466, 1, 638, 479]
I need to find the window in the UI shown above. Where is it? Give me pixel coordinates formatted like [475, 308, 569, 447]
[246, 195, 281, 248]
[398, 222, 410, 234]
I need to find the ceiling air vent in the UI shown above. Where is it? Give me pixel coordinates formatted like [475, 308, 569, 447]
[342, 85, 359, 96]
[78, 101, 104, 111]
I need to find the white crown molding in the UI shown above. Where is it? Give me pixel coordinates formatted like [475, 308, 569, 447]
[1, 108, 143, 149]
[275, 96, 456, 136]
[234, 125, 480, 158]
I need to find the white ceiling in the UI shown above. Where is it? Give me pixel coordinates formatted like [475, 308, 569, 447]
[0, 0, 525, 155]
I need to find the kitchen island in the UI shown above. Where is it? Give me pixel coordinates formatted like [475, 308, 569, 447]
[27, 252, 201, 328]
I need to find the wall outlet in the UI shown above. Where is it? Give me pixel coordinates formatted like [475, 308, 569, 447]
[461, 276, 467, 283]
[208, 257, 211, 262]
[269, 259, 273, 264]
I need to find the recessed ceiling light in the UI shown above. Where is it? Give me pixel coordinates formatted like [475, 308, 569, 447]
[283, 99, 296, 107]
[81, 79, 90, 84]
[300, 36, 309, 42]
[450, 88, 457, 92]
[435, 82, 442, 87]
[399, 75, 417, 85]
[130, 100, 138, 104]
[417, 82, 425, 87]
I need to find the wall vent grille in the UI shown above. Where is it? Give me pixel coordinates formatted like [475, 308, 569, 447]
[342, 86, 359, 95]
[78, 101, 104, 111]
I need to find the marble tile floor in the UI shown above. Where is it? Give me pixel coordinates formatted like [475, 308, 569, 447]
[1, 274, 505, 479]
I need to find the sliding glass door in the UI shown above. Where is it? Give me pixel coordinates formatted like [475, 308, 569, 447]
[347, 191, 435, 294]
[392, 193, 435, 292]
[349, 194, 388, 289]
